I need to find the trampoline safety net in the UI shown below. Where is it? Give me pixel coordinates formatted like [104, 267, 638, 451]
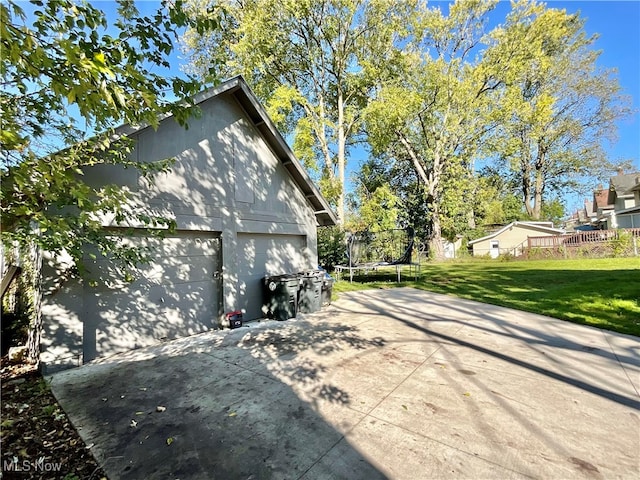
[336, 228, 419, 282]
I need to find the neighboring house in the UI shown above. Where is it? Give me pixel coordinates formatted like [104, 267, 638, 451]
[584, 199, 596, 223]
[592, 185, 613, 228]
[468, 222, 565, 258]
[600, 171, 640, 229]
[40, 76, 337, 372]
[563, 202, 590, 232]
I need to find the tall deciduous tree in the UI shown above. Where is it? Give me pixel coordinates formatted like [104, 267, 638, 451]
[181, 0, 412, 223]
[1, 0, 220, 274]
[365, 0, 501, 259]
[486, 0, 631, 219]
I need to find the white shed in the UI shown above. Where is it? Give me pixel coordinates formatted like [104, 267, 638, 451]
[40, 76, 337, 372]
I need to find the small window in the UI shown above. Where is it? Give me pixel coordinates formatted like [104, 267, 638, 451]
[490, 240, 499, 249]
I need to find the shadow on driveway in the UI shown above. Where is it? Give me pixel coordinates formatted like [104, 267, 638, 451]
[51, 287, 640, 479]
[51, 320, 388, 479]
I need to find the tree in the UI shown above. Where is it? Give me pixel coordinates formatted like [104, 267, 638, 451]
[1, 0, 220, 275]
[347, 158, 400, 232]
[317, 225, 346, 271]
[473, 167, 526, 226]
[486, 0, 631, 219]
[181, 0, 413, 223]
[540, 198, 565, 225]
[358, 184, 400, 233]
[364, 0, 501, 259]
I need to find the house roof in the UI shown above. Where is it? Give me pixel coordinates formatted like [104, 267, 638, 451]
[116, 76, 338, 226]
[608, 172, 640, 203]
[593, 187, 611, 209]
[468, 221, 565, 245]
[584, 199, 595, 217]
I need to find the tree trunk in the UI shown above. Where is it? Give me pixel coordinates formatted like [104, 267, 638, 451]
[522, 154, 535, 218]
[429, 148, 446, 260]
[337, 89, 346, 224]
[429, 206, 445, 259]
[531, 147, 545, 220]
[467, 206, 476, 229]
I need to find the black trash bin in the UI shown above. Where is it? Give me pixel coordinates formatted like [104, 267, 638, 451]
[321, 276, 334, 306]
[263, 274, 299, 321]
[298, 270, 323, 313]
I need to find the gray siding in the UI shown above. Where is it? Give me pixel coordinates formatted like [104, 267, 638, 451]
[41, 90, 320, 370]
[237, 233, 309, 320]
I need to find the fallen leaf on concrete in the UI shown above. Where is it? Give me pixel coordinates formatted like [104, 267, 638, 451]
[228, 412, 237, 417]
[402, 405, 408, 410]
[156, 406, 166, 412]
[129, 419, 138, 428]
[463, 392, 471, 397]
[166, 437, 174, 446]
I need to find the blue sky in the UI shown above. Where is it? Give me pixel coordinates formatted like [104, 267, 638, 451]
[355, 0, 638, 211]
[442, 0, 639, 212]
[550, 0, 639, 210]
[101, 1, 639, 160]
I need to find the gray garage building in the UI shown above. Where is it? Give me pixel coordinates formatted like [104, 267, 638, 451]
[40, 76, 337, 372]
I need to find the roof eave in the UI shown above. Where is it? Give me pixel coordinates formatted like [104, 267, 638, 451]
[229, 78, 338, 226]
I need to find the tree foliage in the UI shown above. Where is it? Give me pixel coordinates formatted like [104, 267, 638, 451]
[364, 0, 629, 255]
[181, 0, 413, 223]
[364, 0, 501, 258]
[485, 0, 631, 219]
[347, 158, 400, 233]
[1, 0, 219, 275]
[317, 225, 346, 271]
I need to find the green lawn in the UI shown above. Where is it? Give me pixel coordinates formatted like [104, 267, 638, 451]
[332, 257, 640, 337]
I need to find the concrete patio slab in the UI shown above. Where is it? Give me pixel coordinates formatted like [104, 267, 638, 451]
[50, 287, 640, 479]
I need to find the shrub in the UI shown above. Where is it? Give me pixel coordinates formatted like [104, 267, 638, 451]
[317, 226, 347, 271]
[609, 231, 633, 257]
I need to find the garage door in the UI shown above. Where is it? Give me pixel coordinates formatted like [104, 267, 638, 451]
[237, 234, 308, 320]
[82, 231, 221, 361]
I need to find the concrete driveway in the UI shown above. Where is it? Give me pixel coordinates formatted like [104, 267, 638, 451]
[51, 287, 639, 479]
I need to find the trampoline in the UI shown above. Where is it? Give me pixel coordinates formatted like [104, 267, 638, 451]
[334, 228, 420, 283]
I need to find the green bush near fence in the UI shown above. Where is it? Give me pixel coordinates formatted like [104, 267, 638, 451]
[609, 231, 634, 257]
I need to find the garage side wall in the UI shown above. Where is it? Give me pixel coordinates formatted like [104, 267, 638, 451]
[41, 92, 321, 370]
[40, 252, 84, 371]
